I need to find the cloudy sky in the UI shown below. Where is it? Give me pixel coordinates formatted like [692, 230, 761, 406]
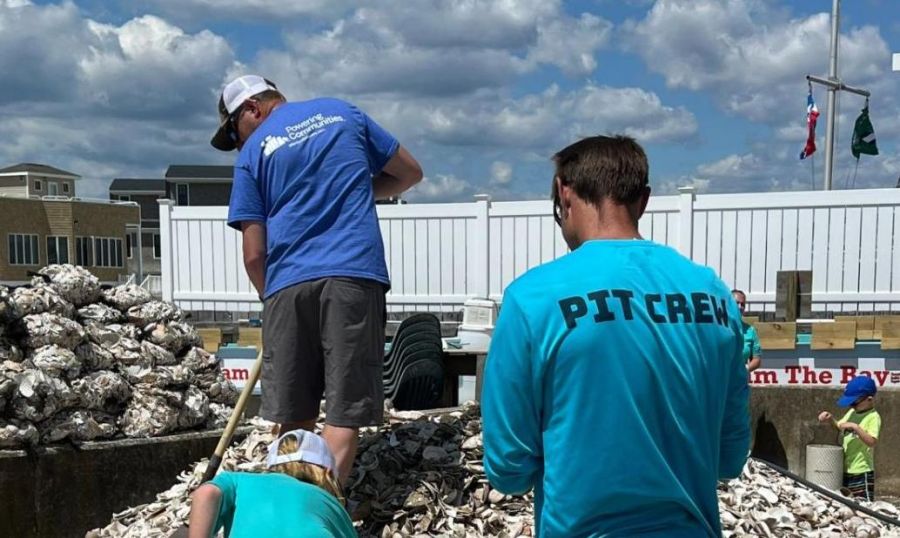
[2, 0, 899, 202]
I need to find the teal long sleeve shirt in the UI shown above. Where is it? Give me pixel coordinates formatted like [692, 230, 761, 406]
[482, 240, 750, 537]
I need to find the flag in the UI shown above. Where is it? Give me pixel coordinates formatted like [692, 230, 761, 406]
[851, 105, 878, 159]
[799, 91, 819, 160]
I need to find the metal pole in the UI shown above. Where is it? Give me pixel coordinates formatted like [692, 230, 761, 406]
[823, 0, 840, 191]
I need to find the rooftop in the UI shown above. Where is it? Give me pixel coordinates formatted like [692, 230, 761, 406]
[0, 163, 79, 177]
[109, 179, 167, 193]
[165, 165, 233, 180]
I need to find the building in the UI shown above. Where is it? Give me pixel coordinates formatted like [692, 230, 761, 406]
[0, 163, 139, 284]
[109, 165, 233, 283]
[0, 163, 78, 198]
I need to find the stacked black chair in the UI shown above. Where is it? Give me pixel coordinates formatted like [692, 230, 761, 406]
[383, 313, 444, 410]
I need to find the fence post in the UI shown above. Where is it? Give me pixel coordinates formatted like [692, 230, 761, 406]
[677, 186, 695, 258]
[472, 194, 492, 299]
[158, 199, 174, 302]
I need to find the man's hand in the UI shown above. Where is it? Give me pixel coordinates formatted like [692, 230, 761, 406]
[241, 221, 266, 296]
[373, 145, 422, 200]
[818, 411, 833, 423]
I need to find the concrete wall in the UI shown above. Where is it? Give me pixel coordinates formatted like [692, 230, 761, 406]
[751, 385, 900, 496]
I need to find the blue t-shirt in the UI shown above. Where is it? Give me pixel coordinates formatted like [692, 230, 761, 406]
[482, 240, 750, 538]
[210, 471, 356, 538]
[227, 98, 399, 298]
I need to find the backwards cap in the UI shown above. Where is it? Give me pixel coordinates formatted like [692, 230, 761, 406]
[266, 429, 336, 473]
[210, 74, 278, 151]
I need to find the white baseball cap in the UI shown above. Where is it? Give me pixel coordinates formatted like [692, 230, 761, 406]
[266, 429, 336, 473]
[210, 74, 278, 151]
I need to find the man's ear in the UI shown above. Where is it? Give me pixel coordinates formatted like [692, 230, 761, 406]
[635, 185, 651, 219]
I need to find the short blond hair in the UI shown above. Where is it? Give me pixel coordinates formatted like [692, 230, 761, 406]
[269, 436, 345, 503]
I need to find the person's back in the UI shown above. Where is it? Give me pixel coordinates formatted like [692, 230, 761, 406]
[230, 97, 396, 296]
[481, 135, 749, 538]
[210, 472, 355, 538]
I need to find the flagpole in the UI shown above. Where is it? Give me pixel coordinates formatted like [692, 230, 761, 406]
[822, 0, 840, 191]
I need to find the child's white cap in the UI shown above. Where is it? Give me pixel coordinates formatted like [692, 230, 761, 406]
[266, 429, 336, 473]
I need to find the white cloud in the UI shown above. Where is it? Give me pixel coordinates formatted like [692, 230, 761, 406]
[251, 1, 610, 98]
[365, 84, 696, 149]
[80, 16, 236, 116]
[491, 161, 513, 184]
[624, 0, 894, 123]
[148, 0, 355, 20]
[406, 174, 475, 202]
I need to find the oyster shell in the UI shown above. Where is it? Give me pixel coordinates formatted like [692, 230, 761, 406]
[39, 409, 118, 443]
[72, 370, 132, 413]
[126, 301, 184, 326]
[27, 344, 82, 379]
[21, 312, 85, 350]
[36, 264, 101, 306]
[77, 303, 125, 325]
[10, 368, 76, 422]
[102, 284, 153, 311]
[11, 284, 75, 318]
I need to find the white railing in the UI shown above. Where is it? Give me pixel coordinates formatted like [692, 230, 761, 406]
[140, 274, 162, 296]
[118, 274, 136, 285]
[159, 187, 900, 314]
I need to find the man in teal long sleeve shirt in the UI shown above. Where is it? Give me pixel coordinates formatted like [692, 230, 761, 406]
[481, 135, 750, 538]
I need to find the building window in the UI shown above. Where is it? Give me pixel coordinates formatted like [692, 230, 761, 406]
[153, 233, 161, 259]
[34, 180, 42, 192]
[8, 233, 39, 265]
[76, 237, 93, 266]
[62, 183, 70, 193]
[92, 237, 124, 268]
[113, 194, 131, 202]
[175, 183, 190, 205]
[46, 236, 69, 264]
[48, 182, 59, 196]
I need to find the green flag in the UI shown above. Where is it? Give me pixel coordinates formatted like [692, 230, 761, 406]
[851, 105, 878, 159]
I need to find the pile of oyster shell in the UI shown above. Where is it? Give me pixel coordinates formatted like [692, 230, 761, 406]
[88, 403, 899, 538]
[0, 265, 238, 447]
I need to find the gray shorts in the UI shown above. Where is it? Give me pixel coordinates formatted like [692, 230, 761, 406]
[261, 277, 386, 428]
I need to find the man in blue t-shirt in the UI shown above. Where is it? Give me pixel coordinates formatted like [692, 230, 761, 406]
[481, 136, 750, 537]
[211, 75, 422, 484]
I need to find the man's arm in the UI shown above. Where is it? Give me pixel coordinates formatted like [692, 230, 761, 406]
[481, 293, 542, 495]
[719, 322, 751, 479]
[241, 221, 266, 297]
[373, 145, 423, 200]
[747, 329, 762, 372]
[188, 483, 222, 538]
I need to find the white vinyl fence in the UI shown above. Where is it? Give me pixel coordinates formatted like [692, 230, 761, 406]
[159, 187, 900, 314]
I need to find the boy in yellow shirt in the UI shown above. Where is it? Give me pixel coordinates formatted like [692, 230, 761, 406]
[817, 376, 882, 501]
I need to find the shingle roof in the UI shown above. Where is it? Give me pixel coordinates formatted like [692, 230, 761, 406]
[164, 165, 233, 179]
[0, 163, 79, 177]
[109, 179, 167, 193]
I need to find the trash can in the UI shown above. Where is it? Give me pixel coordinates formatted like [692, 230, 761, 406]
[805, 444, 844, 491]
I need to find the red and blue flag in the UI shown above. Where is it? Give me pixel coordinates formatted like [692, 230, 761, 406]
[799, 91, 819, 160]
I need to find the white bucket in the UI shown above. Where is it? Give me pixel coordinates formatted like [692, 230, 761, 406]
[805, 444, 844, 491]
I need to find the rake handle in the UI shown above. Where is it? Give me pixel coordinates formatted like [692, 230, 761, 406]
[201, 347, 264, 483]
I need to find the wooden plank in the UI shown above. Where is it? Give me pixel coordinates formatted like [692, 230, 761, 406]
[197, 328, 222, 354]
[880, 318, 900, 350]
[756, 322, 797, 350]
[811, 321, 857, 350]
[776, 271, 799, 321]
[237, 327, 262, 350]
[835, 315, 876, 340]
[874, 315, 900, 341]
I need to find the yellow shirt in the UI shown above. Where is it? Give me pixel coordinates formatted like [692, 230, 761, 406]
[840, 409, 881, 475]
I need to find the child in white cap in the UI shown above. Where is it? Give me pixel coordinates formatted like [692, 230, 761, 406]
[188, 429, 356, 537]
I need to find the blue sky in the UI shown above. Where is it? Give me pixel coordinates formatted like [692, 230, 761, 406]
[2, 0, 900, 201]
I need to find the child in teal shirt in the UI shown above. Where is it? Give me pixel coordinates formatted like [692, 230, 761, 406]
[188, 429, 356, 537]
